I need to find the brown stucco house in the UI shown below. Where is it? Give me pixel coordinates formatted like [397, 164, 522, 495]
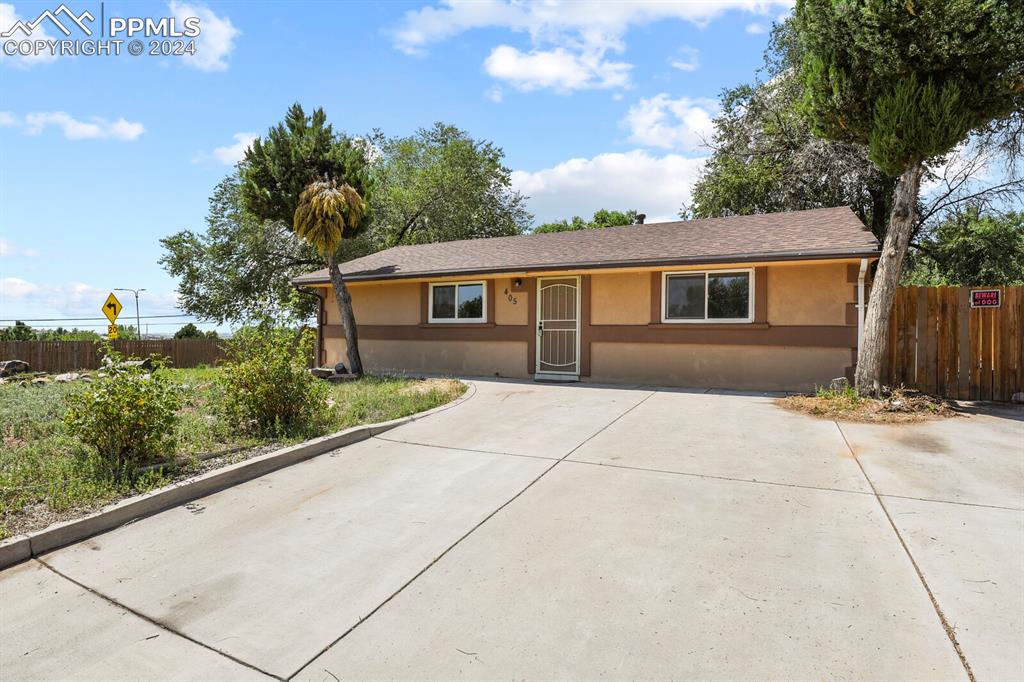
[294, 206, 880, 391]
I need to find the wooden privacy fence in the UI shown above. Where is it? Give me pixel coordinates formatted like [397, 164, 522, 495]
[0, 339, 225, 373]
[884, 286, 1023, 401]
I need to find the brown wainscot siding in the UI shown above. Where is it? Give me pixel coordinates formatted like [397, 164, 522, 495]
[318, 260, 863, 391]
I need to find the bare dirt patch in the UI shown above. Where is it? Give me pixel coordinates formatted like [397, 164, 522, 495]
[398, 378, 464, 397]
[779, 388, 959, 424]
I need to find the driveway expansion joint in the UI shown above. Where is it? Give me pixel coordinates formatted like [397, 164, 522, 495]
[34, 558, 283, 681]
[834, 420, 977, 682]
[288, 388, 659, 680]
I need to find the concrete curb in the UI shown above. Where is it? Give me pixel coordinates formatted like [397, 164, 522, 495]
[0, 380, 476, 571]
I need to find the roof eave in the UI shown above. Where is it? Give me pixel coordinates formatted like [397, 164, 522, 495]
[292, 247, 881, 286]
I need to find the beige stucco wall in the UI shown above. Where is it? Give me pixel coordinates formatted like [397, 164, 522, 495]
[324, 282, 420, 326]
[586, 263, 853, 327]
[494, 278, 528, 325]
[587, 342, 850, 392]
[325, 338, 529, 378]
[590, 272, 650, 325]
[316, 260, 858, 389]
[766, 263, 852, 326]
[326, 278, 528, 326]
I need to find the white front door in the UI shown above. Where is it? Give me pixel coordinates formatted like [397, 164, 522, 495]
[536, 277, 580, 376]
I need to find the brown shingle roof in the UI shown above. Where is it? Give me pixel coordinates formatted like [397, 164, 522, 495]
[294, 207, 879, 284]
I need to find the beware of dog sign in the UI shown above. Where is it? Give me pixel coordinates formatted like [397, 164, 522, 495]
[970, 289, 1001, 308]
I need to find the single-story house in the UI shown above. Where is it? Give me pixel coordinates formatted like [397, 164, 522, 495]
[294, 206, 880, 391]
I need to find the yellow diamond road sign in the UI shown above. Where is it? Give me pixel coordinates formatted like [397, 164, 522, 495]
[102, 292, 123, 324]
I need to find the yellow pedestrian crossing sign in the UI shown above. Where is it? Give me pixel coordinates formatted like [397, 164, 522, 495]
[102, 292, 122, 324]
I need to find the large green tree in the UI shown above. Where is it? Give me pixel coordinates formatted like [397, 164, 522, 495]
[904, 208, 1024, 286]
[794, 0, 1024, 394]
[369, 123, 531, 247]
[160, 173, 352, 322]
[689, 22, 895, 238]
[161, 121, 528, 324]
[239, 104, 372, 374]
[534, 209, 640, 234]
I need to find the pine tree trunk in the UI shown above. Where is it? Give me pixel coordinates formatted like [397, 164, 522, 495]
[326, 253, 363, 377]
[855, 162, 924, 396]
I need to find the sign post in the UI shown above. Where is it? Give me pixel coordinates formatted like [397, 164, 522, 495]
[102, 292, 123, 340]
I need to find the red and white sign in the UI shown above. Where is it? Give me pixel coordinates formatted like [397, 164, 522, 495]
[970, 289, 1001, 308]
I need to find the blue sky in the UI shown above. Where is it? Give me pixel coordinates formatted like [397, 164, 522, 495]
[1, 0, 792, 333]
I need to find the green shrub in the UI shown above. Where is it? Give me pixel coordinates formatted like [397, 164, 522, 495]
[63, 352, 182, 481]
[814, 381, 863, 408]
[218, 326, 331, 438]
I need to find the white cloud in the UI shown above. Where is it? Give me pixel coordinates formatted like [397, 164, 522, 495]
[668, 46, 699, 72]
[484, 44, 630, 93]
[0, 278, 181, 317]
[0, 111, 16, 126]
[0, 2, 58, 68]
[168, 0, 239, 71]
[0, 238, 39, 257]
[485, 86, 504, 103]
[15, 112, 144, 140]
[192, 132, 256, 165]
[511, 149, 706, 225]
[391, 0, 792, 93]
[392, 0, 794, 55]
[623, 94, 718, 153]
[0, 276, 38, 300]
[745, 22, 767, 34]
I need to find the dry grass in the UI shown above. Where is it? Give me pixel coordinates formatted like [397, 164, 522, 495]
[398, 377, 464, 397]
[0, 371, 466, 540]
[779, 386, 959, 423]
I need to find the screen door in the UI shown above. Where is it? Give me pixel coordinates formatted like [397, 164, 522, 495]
[537, 277, 579, 375]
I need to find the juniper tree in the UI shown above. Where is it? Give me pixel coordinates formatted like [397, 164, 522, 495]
[794, 0, 1024, 394]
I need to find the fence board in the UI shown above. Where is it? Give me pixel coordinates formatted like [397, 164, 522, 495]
[901, 288, 916, 387]
[0, 339, 224, 373]
[882, 286, 1022, 402]
[957, 288, 970, 400]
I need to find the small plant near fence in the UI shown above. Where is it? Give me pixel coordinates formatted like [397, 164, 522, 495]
[63, 349, 182, 482]
[813, 381, 863, 408]
[218, 326, 331, 438]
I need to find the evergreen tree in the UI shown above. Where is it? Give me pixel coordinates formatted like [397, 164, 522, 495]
[794, 0, 1024, 394]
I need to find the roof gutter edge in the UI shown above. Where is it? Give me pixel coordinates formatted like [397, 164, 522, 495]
[292, 248, 882, 286]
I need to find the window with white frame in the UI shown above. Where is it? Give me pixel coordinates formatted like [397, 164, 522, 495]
[429, 281, 486, 323]
[662, 270, 753, 322]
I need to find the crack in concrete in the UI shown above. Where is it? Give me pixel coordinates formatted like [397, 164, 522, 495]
[834, 420, 976, 682]
[34, 559, 284, 681]
[372, 436, 558, 462]
[562, 458, 875, 498]
[287, 389, 659, 680]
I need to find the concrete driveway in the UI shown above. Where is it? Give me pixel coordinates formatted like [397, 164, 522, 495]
[2, 380, 1021, 681]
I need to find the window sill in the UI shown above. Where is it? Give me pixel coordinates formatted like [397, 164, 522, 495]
[420, 322, 495, 328]
[648, 322, 769, 330]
